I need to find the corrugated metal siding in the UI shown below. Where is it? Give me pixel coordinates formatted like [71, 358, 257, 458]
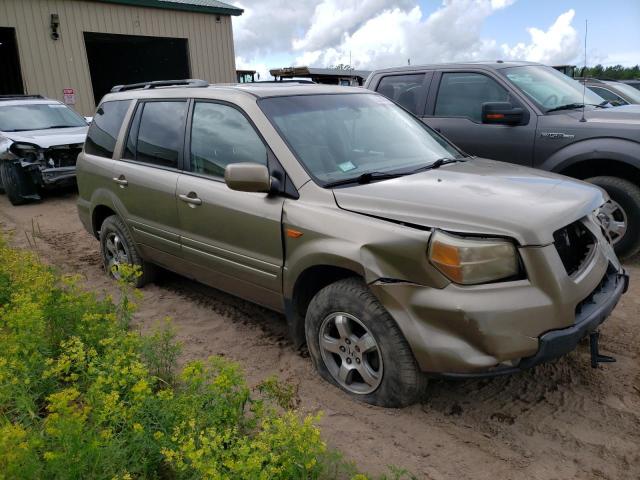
[0, 0, 237, 114]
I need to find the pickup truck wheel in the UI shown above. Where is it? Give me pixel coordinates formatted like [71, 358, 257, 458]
[99, 215, 155, 287]
[587, 176, 640, 259]
[0, 161, 28, 205]
[305, 277, 426, 407]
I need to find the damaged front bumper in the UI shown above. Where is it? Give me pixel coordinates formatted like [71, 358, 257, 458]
[370, 227, 627, 375]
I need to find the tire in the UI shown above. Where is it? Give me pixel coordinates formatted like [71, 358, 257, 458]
[305, 277, 426, 407]
[586, 176, 640, 259]
[99, 215, 155, 288]
[0, 161, 28, 205]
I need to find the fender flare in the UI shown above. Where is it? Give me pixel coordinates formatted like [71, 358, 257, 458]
[539, 137, 640, 176]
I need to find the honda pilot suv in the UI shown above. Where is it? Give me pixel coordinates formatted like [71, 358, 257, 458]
[365, 61, 640, 258]
[77, 79, 628, 407]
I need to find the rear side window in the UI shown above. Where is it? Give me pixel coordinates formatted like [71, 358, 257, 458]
[434, 72, 510, 122]
[376, 74, 425, 114]
[124, 101, 187, 168]
[84, 100, 130, 158]
[189, 102, 267, 178]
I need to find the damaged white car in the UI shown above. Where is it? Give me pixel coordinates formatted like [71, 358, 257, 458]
[0, 95, 88, 205]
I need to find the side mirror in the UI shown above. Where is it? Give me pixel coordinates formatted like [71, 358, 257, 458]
[224, 163, 273, 193]
[481, 102, 524, 125]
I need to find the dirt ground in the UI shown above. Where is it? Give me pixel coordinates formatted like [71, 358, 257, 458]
[1, 191, 639, 480]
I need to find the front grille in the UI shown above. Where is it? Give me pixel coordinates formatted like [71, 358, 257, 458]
[553, 221, 596, 276]
[45, 144, 83, 168]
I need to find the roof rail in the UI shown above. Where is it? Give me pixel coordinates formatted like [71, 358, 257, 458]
[0, 94, 45, 101]
[110, 79, 209, 93]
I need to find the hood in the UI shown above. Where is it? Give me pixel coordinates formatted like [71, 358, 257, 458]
[563, 104, 640, 125]
[2, 126, 88, 148]
[333, 158, 605, 245]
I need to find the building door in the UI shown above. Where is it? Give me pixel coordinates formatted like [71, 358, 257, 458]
[83, 32, 191, 106]
[0, 27, 24, 95]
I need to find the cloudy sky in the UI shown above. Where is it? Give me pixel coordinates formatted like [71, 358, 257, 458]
[230, 0, 639, 79]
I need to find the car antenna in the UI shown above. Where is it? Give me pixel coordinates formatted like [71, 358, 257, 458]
[580, 19, 588, 122]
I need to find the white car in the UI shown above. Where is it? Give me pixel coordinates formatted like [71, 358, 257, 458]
[0, 95, 89, 205]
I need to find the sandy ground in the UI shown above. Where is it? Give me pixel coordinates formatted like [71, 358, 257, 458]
[1, 191, 639, 480]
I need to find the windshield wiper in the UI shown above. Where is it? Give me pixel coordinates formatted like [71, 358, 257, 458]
[546, 102, 607, 113]
[324, 158, 466, 188]
[46, 125, 80, 129]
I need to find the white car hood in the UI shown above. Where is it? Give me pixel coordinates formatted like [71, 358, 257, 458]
[2, 126, 88, 148]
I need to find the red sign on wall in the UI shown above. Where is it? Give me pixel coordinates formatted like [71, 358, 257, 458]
[63, 88, 76, 105]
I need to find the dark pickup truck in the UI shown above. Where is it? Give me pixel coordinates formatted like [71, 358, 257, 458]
[365, 61, 640, 258]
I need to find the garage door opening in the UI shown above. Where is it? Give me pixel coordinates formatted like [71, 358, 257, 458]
[0, 27, 25, 95]
[83, 32, 191, 105]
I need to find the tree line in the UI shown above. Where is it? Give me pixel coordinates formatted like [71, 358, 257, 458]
[580, 64, 640, 79]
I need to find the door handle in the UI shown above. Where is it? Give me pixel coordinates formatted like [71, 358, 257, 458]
[179, 193, 202, 206]
[112, 175, 128, 187]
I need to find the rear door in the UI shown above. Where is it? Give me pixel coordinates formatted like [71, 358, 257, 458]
[423, 70, 537, 165]
[175, 100, 285, 310]
[374, 72, 432, 116]
[113, 99, 188, 260]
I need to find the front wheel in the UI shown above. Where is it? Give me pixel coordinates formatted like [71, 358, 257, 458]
[0, 161, 28, 205]
[305, 277, 426, 407]
[99, 215, 154, 287]
[587, 176, 640, 259]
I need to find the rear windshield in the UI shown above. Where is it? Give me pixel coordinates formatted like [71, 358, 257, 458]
[259, 93, 462, 186]
[0, 103, 86, 132]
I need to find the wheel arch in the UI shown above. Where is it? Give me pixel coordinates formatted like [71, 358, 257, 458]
[285, 263, 364, 348]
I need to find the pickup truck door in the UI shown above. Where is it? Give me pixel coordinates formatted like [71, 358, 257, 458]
[421, 70, 537, 166]
[175, 100, 285, 311]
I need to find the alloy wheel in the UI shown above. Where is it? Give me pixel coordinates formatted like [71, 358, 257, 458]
[318, 312, 383, 394]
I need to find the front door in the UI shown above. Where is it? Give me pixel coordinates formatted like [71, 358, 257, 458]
[422, 71, 537, 166]
[113, 99, 188, 259]
[176, 100, 284, 310]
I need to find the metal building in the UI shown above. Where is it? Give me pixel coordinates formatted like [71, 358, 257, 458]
[0, 0, 243, 114]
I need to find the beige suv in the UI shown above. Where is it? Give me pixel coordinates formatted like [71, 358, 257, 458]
[77, 79, 628, 407]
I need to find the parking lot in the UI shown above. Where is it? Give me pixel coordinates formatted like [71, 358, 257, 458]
[1, 190, 638, 480]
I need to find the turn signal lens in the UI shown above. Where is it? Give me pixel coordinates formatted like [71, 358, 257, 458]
[429, 231, 520, 285]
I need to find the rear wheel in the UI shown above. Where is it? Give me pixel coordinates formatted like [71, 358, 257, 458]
[99, 215, 154, 287]
[305, 277, 426, 407]
[0, 161, 28, 205]
[587, 176, 640, 259]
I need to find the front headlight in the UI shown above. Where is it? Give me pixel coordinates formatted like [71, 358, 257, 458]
[428, 230, 520, 285]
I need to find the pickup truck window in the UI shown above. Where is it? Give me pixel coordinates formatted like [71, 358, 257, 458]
[189, 102, 267, 178]
[434, 72, 509, 122]
[501, 65, 604, 111]
[376, 74, 424, 115]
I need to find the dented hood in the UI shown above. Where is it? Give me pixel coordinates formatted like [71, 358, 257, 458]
[333, 158, 605, 245]
[2, 126, 88, 148]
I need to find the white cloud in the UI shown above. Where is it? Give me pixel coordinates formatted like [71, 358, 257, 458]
[231, 0, 585, 72]
[501, 9, 579, 65]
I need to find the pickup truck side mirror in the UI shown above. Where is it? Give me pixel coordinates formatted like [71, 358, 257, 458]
[481, 102, 524, 125]
[224, 163, 277, 194]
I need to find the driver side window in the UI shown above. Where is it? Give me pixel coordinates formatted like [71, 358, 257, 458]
[434, 72, 510, 122]
[189, 102, 267, 178]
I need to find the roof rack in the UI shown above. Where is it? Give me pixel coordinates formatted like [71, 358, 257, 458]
[110, 79, 209, 93]
[0, 94, 45, 101]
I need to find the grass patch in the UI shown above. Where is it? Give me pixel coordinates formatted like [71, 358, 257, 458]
[0, 236, 415, 479]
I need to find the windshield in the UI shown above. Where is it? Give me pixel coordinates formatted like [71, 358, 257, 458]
[259, 93, 463, 186]
[0, 103, 87, 132]
[605, 81, 640, 103]
[501, 65, 605, 111]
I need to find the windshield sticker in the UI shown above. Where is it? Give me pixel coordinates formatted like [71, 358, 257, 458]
[338, 161, 357, 172]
